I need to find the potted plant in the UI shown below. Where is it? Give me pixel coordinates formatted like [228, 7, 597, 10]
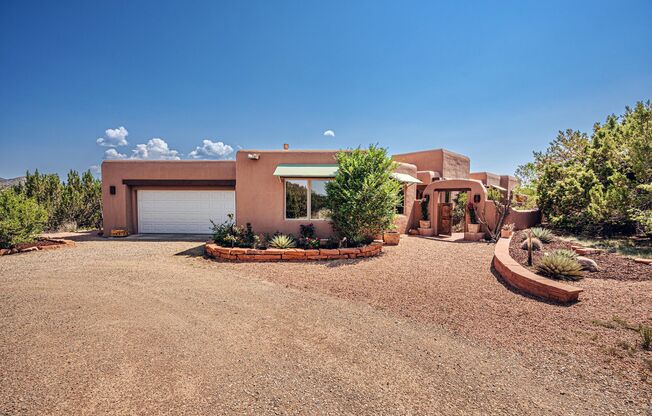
[419, 196, 430, 229]
[467, 202, 481, 233]
[501, 223, 515, 238]
[383, 227, 400, 245]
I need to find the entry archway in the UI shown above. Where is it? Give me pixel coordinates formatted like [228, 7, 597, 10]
[421, 179, 488, 236]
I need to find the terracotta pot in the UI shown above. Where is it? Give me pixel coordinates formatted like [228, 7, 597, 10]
[500, 229, 512, 238]
[468, 224, 481, 233]
[418, 228, 433, 236]
[383, 231, 400, 246]
[419, 220, 431, 229]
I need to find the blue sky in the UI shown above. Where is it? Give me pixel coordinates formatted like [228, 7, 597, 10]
[1, 0, 651, 179]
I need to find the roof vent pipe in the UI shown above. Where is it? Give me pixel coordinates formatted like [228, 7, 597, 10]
[283, 143, 289, 150]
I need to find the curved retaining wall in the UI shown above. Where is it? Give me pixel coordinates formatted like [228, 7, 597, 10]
[205, 242, 383, 262]
[492, 236, 582, 303]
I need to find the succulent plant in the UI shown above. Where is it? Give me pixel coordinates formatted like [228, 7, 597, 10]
[528, 227, 554, 244]
[269, 234, 296, 249]
[549, 248, 578, 260]
[536, 252, 583, 281]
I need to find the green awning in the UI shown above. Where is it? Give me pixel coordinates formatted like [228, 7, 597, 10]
[273, 164, 422, 184]
[391, 172, 423, 184]
[273, 164, 339, 178]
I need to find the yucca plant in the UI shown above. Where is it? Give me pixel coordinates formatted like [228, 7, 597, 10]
[269, 234, 296, 249]
[521, 227, 553, 244]
[536, 252, 583, 281]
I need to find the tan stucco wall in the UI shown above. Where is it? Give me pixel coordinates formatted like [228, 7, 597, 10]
[101, 160, 236, 234]
[392, 149, 470, 179]
[469, 172, 501, 188]
[235, 150, 339, 237]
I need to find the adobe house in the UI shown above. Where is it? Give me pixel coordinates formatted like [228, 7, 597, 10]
[102, 147, 536, 237]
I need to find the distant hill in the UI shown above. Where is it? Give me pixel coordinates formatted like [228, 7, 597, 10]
[0, 176, 26, 189]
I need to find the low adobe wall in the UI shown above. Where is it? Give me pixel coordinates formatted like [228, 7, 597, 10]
[205, 242, 383, 262]
[492, 236, 582, 303]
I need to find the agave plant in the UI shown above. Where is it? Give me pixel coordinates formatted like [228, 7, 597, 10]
[522, 227, 554, 244]
[536, 252, 583, 281]
[269, 234, 296, 249]
[550, 248, 578, 260]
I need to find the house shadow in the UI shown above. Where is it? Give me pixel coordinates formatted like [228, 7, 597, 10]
[174, 244, 207, 258]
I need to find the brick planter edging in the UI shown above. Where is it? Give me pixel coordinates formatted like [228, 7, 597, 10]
[492, 236, 583, 303]
[0, 239, 75, 256]
[205, 242, 383, 262]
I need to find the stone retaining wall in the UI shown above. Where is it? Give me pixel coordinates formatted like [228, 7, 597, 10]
[492, 236, 582, 303]
[205, 242, 383, 262]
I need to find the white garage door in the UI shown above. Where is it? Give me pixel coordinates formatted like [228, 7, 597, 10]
[137, 190, 235, 234]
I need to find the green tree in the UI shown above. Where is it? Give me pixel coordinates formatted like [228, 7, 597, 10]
[326, 145, 401, 244]
[0, 189, 48, 248]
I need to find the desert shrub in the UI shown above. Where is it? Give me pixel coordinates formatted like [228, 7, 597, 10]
[326, 145, 401, 245]
[269, 234, 296, 249]
[300, 223, 316, 239]
[516, 101, 652, 236]
[211, 214, 236, 246]
[13, 169, 101, 231]
[640, 325, 651, 350]
[0, 190, 48, 248]
[520, 237, 543, 251]
[525, 227, 553, 243]
[535, 252, 583, 281]
[420, 195, 429, 221]
[487, 188, 503, 202]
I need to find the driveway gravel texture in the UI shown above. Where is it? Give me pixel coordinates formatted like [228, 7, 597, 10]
[1, 235, 650, 415]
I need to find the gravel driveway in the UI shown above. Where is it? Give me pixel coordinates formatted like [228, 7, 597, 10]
[1, 236, 650, 415]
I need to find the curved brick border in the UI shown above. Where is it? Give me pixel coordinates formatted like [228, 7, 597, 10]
[205, 241, 383, 262]
[492, 236, 582, 303]
[0, 239, 75, 256]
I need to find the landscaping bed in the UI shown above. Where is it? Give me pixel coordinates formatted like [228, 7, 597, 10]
[509, 230, 651, 282]
[205, 241, 383, 262]
[0, 238, 75, 256]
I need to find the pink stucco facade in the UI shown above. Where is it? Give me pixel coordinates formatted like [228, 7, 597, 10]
[101, 147, 533, 237]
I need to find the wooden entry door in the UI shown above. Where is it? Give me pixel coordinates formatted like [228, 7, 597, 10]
[438, 203, 453, 235]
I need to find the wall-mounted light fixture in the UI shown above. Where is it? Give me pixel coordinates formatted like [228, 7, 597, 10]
[109, 186, 116, 195]
[474, 194, 481, 203]
[247, 153, 260, 160]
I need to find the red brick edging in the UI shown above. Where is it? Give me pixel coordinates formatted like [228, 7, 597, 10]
[0, 239, 75, 256]
[205, 241, 383, 262]
[492, 236, 582, 303]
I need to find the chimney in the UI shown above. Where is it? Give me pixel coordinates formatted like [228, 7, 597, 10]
[283, 143, 289, 150]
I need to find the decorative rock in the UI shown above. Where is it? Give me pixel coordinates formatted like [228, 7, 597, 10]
[205, 242, 382, 262]
[573, 248, 602, 256]
[408, 228, 419, 235]
[576, 256, 599, 272]
[520, 238, 543, 251]
[0, 248, 8, 256]
[19, 247, 38, 253]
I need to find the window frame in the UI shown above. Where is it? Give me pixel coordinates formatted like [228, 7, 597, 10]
[283, 178, 331, 221]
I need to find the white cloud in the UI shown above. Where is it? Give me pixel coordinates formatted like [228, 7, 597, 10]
[96, 126, 129, 147]
[188, 139, 235, 159]
[323, 130, 335, 137]
[104, 148, 127, 160]
[90, 165, 101, 176]
[130, 138, 181, 160]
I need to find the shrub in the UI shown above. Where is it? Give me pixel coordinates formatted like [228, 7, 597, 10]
[211, 214, 236, 246]
[487, 188, 503, 201]
[0, 190, 48, 248]
[535, 252, 583, 281]
[300, 223, 316, 239]
[640, 325, 651, 350]
[326, 145, 401, 244]
[526, 227, 553, 243]
[420, 195, 429, 221]
[269, 234, 296, 249]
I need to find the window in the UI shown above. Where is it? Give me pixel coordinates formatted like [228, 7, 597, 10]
[285, 179, 331, 220]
